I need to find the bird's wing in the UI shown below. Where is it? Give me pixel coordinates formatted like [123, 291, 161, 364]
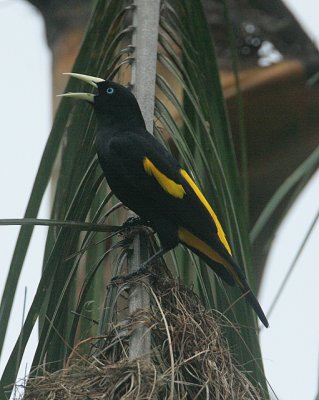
[142, 135, 249, 286]
[109, 131, 234, 261]
[131, 134, 234, 257]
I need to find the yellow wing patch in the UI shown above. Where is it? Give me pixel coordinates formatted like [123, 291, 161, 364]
[178, 227, 243, 288]
[180, 169, 232, 255]
[143, 157, 186, 199]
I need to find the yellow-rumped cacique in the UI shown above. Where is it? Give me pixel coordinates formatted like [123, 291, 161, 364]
[59, 73, 269, 328]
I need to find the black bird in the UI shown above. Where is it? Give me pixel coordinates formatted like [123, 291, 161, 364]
[60, 73, 269, 328]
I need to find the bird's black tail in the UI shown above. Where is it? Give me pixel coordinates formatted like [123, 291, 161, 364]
[226, 258, 269, 328]
[183, 242, 269, 327]
[218, 257, 269, 328]
[242, 283, 269, 328]
[223, 254, 269, 328]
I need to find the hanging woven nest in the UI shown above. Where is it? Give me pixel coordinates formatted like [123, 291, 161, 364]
[21, 276, 263, 399]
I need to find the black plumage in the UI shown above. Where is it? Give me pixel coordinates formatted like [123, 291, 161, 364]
[60, 74, 269, 328]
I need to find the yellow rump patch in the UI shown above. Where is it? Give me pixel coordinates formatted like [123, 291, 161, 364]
[178, 227, 243, 289]
[143, 157, 186, 199]
[180, 169, 232, 255]
[178, 227, 226, 266]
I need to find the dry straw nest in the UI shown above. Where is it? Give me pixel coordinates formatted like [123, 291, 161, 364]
[22, 276, 263, 399]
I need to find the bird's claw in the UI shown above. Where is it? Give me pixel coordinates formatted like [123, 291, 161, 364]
[111, 263, 151, 283]
[122, 216, 143, 229]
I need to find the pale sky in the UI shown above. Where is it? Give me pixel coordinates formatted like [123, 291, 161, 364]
[0, 1, 319, 399]
[0, 0, 51, 392]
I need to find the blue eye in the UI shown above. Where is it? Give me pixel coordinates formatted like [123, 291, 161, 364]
[106, 87, 114, 94]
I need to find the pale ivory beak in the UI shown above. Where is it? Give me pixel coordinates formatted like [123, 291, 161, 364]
[57, 73, 105, 103]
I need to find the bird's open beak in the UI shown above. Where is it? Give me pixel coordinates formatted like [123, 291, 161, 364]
[57, 73, 105, 103]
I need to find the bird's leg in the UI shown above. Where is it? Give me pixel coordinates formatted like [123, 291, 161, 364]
[111, 248, 168, 282]
[137, 248, 168, 274]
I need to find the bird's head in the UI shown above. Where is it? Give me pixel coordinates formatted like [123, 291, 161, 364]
[58, 73, 145, 129]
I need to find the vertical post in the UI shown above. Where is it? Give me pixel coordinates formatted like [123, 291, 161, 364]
[131, 0, 161, 133]
[128, 0, 161, 359]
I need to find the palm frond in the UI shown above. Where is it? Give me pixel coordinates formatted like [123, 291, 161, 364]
[157, 0, 267, 387]
[0, 0, 131, 393]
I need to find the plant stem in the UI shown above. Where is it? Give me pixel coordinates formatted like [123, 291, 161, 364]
[128, 0, 161, 360]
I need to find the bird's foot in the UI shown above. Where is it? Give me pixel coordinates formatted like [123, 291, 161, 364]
[111, 248, 166, 283]
[111, 262, 152, 283]
[122, 216, 148, 229]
